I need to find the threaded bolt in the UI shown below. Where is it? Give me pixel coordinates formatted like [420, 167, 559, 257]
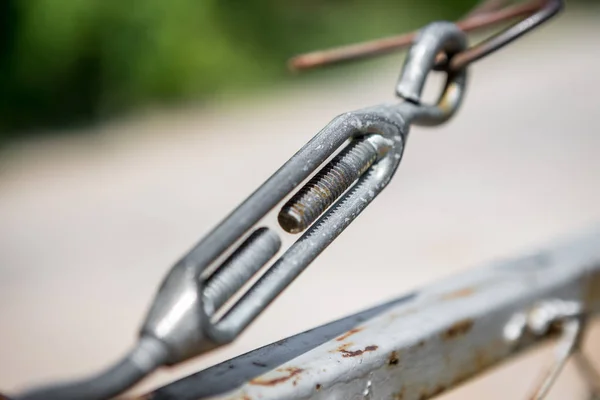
[203, 227, 281, 315]
[278, 135, 391, 234]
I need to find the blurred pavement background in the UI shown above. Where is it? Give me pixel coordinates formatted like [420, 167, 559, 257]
[1, 5, 600, 400]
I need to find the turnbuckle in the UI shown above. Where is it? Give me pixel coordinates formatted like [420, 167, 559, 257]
[17, 22, 469, 400]
[142, 21, 469, 366]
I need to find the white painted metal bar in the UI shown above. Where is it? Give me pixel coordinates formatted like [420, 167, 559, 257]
[145, 226, 600, 400]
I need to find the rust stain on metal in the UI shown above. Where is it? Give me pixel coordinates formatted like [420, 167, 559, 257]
[249, 367, 304, 386]
[432, 385, 446, 396]
[441, 318, 474, 340]
[388, 351, 400, 366]
[474, 347, 493, 370]
[335, 327, 363, 342]
[342, 345, 379, 357]
[333, 342, 379, 358]
[331, 342, 353, 353]
[315, 383, 322, 391]
[441, 286, 476, 300]
[393, 387, 405, 399]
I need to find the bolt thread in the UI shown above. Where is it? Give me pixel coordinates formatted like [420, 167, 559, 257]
[278, 138, 379, 233]
[203, 227, 281, 314]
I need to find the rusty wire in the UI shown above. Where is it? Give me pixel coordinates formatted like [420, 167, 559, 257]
[289, 0, 563, 72]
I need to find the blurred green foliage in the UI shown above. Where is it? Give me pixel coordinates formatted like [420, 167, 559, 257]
[0, 1, 477, 135]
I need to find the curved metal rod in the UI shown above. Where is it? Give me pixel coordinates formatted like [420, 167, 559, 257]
[15, 337, 168, 400]
[527, 318, 581, 400]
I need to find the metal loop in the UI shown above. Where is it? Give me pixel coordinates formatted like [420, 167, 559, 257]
[523, 302, 600, 400]
[504, 299, 587, 400]
[528, 317, 582, 400]
[396, 22, 468, 126]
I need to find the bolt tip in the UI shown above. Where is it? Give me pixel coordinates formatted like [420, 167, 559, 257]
[278, 209, 305, 234]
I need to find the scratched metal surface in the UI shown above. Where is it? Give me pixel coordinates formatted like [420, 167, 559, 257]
[0, 8, 599, 400]
[145, 228, 600, 400]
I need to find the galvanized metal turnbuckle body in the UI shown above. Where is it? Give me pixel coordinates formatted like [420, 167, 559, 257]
[17, 22, 468, 400]
[143, 20, 468, 364]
